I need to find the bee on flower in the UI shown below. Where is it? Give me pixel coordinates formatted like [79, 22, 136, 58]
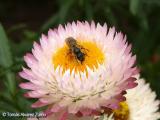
[19, 21, 139, 120]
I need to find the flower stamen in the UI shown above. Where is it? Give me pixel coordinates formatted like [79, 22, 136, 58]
[113, 102, 130, 120]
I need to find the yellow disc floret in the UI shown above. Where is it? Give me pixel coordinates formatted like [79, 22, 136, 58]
[52, 40, 105, 73]
[113, 102, 130, 120]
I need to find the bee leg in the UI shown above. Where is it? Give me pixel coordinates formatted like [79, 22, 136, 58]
[82, 49, 89, 57]
[77, 45, 89, 57]
[78, 45, 89, 52]
[66, 49, 72, 56]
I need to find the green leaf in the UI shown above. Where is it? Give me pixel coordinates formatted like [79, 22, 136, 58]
[85, 0, 93, 20]
[41, 0, 74, 32]
[40, 14, 59, 32]
[58, 0, 74, 23]
[0, 95, 18, 112]
[0, 23, 16, 95]
[0, 24, 13, 67]
[130, 0, 140, 15]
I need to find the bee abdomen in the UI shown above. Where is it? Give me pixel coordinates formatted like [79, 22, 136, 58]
[76, 52, 85, 62]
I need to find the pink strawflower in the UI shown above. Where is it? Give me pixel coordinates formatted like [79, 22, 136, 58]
[19, 21, 139, 120]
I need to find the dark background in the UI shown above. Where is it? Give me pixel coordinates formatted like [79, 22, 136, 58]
[0, 0, 160, 116]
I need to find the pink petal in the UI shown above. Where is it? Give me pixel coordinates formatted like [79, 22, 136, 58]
[24, 53, 37, 67]
[19, 82, 37, 90]
[108, 103, 119, 109]
[43, 107, 54, 116]
[51, 104, 62, 113]
[132, 67, 140, 76]
[32, 42, 42, 60]
[80, 108, 92, 116]
[24, 90, 47, 98]
[43, 105, 63, 117]
[124, 44, 132, 54]
[102, 96, 123, 109]
[19, 68, 36, 80]
[126, 77, 138, 89]
[19, 71, 33, 80]
[128, 55, 136, 67]
[40, 34, 48, 50]
[91, 110, 101, 116]
[31, 100, 49, 108]
[114, 94, 126, 101]
[58, 111, 68, 120]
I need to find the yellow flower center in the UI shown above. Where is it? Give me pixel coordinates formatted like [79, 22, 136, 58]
[52, 39, 105, 73]
[101, 102, 129, 120]
[113, 102, 130, 120]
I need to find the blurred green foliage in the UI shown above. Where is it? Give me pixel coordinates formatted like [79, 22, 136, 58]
[0, 0, 160, 119]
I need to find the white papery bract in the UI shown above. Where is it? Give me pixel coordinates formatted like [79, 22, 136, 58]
[126, 78, 160, 120]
